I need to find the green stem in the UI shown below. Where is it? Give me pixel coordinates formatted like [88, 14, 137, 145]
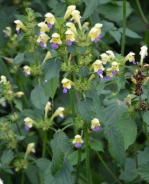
[65, 0, 68, 6]
[121, 0, 126, 55]
[143, 121, 149, 143]
[42, 131, 47, 157]
[69, 88, 77, 134]
[84, 124, 91, 184]
[62, 123, 74, 132]
[75, 148, 82, 184]
[136, 0, 148, 24]
[133, 142, 141, 184]
[96, 152, 122, 184]
[21, 171, 25, 184]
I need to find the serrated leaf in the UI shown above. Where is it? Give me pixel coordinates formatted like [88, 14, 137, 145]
[96, 82, 105, 95]
[133, 163, 149, 182]
[138, 146, 149, 165]
[42, 58, 61, 81]
[13, 53, 25, 66]
[30, 85, 49, 110]
[118, 28, 142, 39]
[50, 131, 70, 176]
[16, 32, 25, 41]
[36, 158, 51, 172]
[104, 124, 126, 168]
[115, 113, 137, 150]
[103, 98, 127, 126]
[44, 158, 75, 184]
[1, 149, 14, 166]
[25, 165, 40, 184]
[78, 97, 94, 124]
[109, 30, 121, 44]
[68, 151, 86, 166]
[66, 42, 77, 54]
[14, 14, 27, 24]
[22, 109, 39, 121]
[79, 66, 89, 77]
[143, 111, 149, 125]
[34, 12, 42, 18]
[90, 139, 104, 152]
[0, 58, 11, 79]
[82, 0, 99, 21]
[14, 99, 22, 112]
[44, 75, 59, 99]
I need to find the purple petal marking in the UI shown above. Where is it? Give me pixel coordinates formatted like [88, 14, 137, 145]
[75, 142, 82, 148]
[25, 126, 29, 131]
[4, 33, 9, 38]
[132, 60, 136, 64]
[106, 76, 110, 80]
[66, 40, 72, 46]
[97, 69, 103, 75]
[40, 41, 45, 47]
[93, 126, 100, 131]
[98, 33, 102, 39]
[47, 23, 52, 29]
[94, 37, 100, 43]
[126, 102, 129, 106]
[16, 29, 20, 34]
[51, 43, 58, 49]
[63, 88, 67, 93]
[112, 70, 117, 75]
[24, 72, 29, 77]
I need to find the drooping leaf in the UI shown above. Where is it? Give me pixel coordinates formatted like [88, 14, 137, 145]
[44, 75, 59, 99]
[12, 53, 25, 66]
[90, 139, 104, 152]
[22, 109, 40, 121]
[96, 82, 105, 95]
[25, 165, 40, 184]
[36, 158, 51, 171]
[133, 163, 149, 182]
[50, 130, 70, 176]
[42, 58, 61, 81]
[68, 151, 86, 166]
[109, 30, 121, 44]
[143, 111, 149, 125]
[118, 28, 142, 39]
[115, 113, 137, 150]
[104, 124, 126, 168]
[16, 32, 25, 42]
[30, 85, 49, 110]
[78, 97, 94, 124]
[138, 146, 149, 165]
[14, 99, 23, 112]
[103, 98, 127, 126]
[44, 158, 75, 184]
[1, 149, 14, 166]
[82, 0, 99, 21]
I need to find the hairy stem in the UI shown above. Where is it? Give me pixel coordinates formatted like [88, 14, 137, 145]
[136, 0, 148, 25]
[75, 148, 82, 184]
[21, 172, 25, 184]
[84, 124, 91, 184]
[42, 131, 47, 157]
[96, 152, 122, 184]
[143, 121, 149, 143]
[121, 0, 126, 55]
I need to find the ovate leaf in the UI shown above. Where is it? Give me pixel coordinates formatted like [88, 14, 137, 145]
[30, 85, 49, 110]
[109, 30, 121, 44]
[68, 151, 86, 166]
[14, 99, 23, 112]
[25, 165, 40, 184]
[143, 111, 149, 125]
[104, 124, 126, 168]
[133, 163, 149, 182]
[36, 158, 51, 171]
[90, 139, 104, 152]
[115, 113, 137, 150]
[1, 149, 14, 166]
[12, 53, 25, 66]
[118, 28, 142, 39]
[138, 146, 149, 165]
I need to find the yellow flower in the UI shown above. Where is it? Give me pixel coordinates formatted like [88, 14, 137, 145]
[44, 101, 51, 118]
[82, 22, 89, 31]
[124, 52, 136, 64]
[131, 77, 137, 84]
[15, 92, 24, 98]
[43, 51, 52, 63]
[45, 13, 55, 28]
[66, 22, 77, 35]
[106, 50, 115, 61]
[73, 135, 83, 148]
[61, 78, 74, 93]
[140, 46, 148, 65]
[37, 34, 50, 48]
[65, 30, 75, 46]
[38, 22, 49, 34]
[25, 143, 35, 158]
[14, 20, 26, 33]
[111, 62, 119, 75]
[100, 53, 109, 64]
[64, 5, 76, 19]
[124, 95, 131, 106]
[91, 118, 100, 131]
[71, 10, 82, 30]
[88, 28, 100, 42]
[51, 107, 65, 119]
[0, 75, 7, 84]
[3, 27, 11, 38]
[0, 178, 3, 184]
[50, 33, 62, 49]
[91, 60, 104, 79]
[94, 23, 102, 37]
[106, 68, 113, 80]
[24, 117, 36, 131]
[23, 65, 31, 76]
[0, 98, 6, 107]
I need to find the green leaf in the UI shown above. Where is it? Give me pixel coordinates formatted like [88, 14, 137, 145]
[0, 58, 11, 79]
[114, 76, 126, 91]
[99, 0, 111, 4]
[96, 82, 105, 95]
[42, 58, 61, 81]
[25, 165, 40, 184]
[103, 98, 127, 126]
[90, 139, 104, 152]
[50, 131, 70, 176]
[12, 53, 25, 66]
[14, 99, 23, 112]
[79, 66, 89, 77]
[30, 85, 49, 110]
[34, 12, 42, 18]
[44, 158, 75, 184]
[1, 149, 14, 166]
[133, 163, 149, 182]
[109, 30, 121, 44]
[104, 124, 126, 168]
[68, 151, 86, 166]
[44, 75, 59, 99]
[138, 146, 149, 165]
[78, 97, 94, 124]
[115, 113, 137, 150]
[16, 32, 25, 42]
[118, 28, 142, 39]
[36, 158, 51, 171]
[22, 109, 39, 121]
[82, 0, 99, 21]
[66, 42, 77, 54]
[143, 111, 149, 125]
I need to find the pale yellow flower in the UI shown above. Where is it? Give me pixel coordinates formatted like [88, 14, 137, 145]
[23, 66, 31, 76]
[91, 60, 104, 78]
[124, 52, 136, 64]
[66, 22, 77, 35]
[65, 30, 75, 45]
[44, 101, 51, 118]
[106, 68, 113, 80]
[64, 5, 76, 19]
[25, 143, 35, 158]
[43, 51, 52, 63]
[82, 22, 89, 30]
[100, 53, 109, 64]
[51, 107, 65, 119]
[140, 45, 148, 65]
[61, 78, 74, 93]
[73, 135, 83, 148]
[88, 28, 100, 42]
[124, 95, 131, 105]
[3, 27, 11, 37]
[71, 10, 82, 30]
[91, 118, 100, 131]
[24, 117, 36, 131]
[111, 62, 119, 75]
[0, 75, 7, 84]
[50, 33, 62, 49]
[38, 22, 49, 34]
[15, 92, 24, 98]
[14, 20, 26, 33]
[45, 13, 55, 28]
[106, 50, 115, 61]
[37, 34, 50, 48]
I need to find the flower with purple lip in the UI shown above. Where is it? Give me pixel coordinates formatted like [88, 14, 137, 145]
[50, 33, 62, 49]
[38, 22, 49, 35]
[65, 30, 75, 46]
[3, 27, 11, 38]
[91, 60, 105, 77]
[100, 53, 109, 65]
[37, 34, 50, 48]
[61, 78, 74, 94]
[64, 5, 76, 20]
[124, 52, 136, 64]
[111, 62, 119, 75]
[124, 95, 131, 106]
[24, 117, 36, 131]
[14, 20, 26, 34]
[23, 66, 31, 77]
[94, 23, 103, 39]
[106, 68, 113, 80]
[91, 118, 100, 131]
[73, 135, 84, 148]
[45, 13, 55, 29]
[71, 10, 82, 30]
